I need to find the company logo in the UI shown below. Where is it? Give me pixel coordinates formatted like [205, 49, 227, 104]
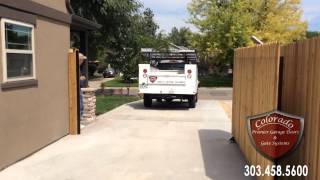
[149, 76, 157, 83]
[247, 110, 304, 160]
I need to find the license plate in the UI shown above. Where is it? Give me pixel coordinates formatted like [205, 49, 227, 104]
[149, 76, 185, 85]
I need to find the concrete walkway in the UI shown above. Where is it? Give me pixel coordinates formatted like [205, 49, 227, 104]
[88, 77, 114, 88]
[0, 99, 250, 180]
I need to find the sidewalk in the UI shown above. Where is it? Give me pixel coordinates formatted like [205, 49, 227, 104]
[88, 77, 114, 88]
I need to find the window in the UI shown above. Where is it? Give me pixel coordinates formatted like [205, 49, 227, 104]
[151, 60, 185, 70]
[1, 19, 35, 82]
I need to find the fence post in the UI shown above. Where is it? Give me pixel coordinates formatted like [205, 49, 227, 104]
[68, 49, 78, 135]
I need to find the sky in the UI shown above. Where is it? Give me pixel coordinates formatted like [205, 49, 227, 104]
[139, 0, 320, 33]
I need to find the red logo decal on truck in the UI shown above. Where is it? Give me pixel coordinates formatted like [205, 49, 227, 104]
[149, 76, 157, 83]
[247, 110, 304, 160]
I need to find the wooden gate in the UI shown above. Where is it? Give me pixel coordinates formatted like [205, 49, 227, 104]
[232, 37, 320, 179]
[233, 43, 280, 180]
[278, 37, 320, 180]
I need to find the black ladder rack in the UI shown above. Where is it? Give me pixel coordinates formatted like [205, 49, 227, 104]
[142, 51, 198, 63]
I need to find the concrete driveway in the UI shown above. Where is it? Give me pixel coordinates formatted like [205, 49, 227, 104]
[0, 89, 251, 180]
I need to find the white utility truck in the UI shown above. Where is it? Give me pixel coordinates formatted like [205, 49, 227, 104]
[139, 50, 199, 108]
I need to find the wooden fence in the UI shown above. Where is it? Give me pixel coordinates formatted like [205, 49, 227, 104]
[232, 37, 320, 180]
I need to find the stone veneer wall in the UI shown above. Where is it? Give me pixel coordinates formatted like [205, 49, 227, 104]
[81, 88, 97, 123]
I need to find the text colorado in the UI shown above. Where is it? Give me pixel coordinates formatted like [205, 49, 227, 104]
[255, 115, 294, 129]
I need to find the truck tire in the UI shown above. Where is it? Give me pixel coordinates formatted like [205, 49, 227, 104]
[188, 95, 196, 108]
[195, 93, 198, 103]
[144, 94, 152, 107]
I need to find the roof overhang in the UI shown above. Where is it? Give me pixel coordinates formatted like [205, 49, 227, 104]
[71, 14, 102, 31]
[0, 0, 71, 24]
[66, 0, 101, 31]
[0, 0, 102, 31]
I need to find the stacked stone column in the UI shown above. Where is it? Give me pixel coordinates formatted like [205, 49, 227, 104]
[81, 88, 97, 123]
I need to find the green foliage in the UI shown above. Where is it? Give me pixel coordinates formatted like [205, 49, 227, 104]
[188, 0, 307, 66]
[71, 0, 141, 59]
[250, 0, 307, 43]
[71, 1, 167, 81]
[167, 27, 193, 47]
[199, 75, 233, 87]
[306, 31, 320, 39]
[96, 95, 140, 115]
[103, 78, 138, 87]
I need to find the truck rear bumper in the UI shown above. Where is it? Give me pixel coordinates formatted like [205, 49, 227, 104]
[143, 93, 195, 99]
[139, 85, 197, 95]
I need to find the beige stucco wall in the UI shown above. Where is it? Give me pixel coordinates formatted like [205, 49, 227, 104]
[31, 0, 68, 13]
[0, 16, 70, 169]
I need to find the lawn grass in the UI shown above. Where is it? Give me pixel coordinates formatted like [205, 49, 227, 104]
[103, 78, 138, 87]
[199, 75, 233, 87]
[96, 95, 140, 115]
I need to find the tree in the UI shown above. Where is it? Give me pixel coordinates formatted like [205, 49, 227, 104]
[118, 8, 168, 81]
[250, 0, 307, 43]
[71, 0, 142, 60]
[167, 27, 193, 47]
[188, 0, 307, 67]
[71, 1, 166, 81]
[133, 8, 168, 52]
[306, 31, 320, 39]
[188, 0, 254, 67]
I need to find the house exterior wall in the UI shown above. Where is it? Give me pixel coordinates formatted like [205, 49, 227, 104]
[31, 0, 68, 13]
[0, 12, 70, 169]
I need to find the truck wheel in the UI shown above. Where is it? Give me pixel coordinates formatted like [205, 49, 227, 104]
[195, 93, 198, 103]
[144, 94, 152, 107]
[188, 95, 196, 108]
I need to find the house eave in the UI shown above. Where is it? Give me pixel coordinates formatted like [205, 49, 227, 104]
[0, 0, 102, 31]
[71, 14, 102, 31]
[0, 0, 71, 24]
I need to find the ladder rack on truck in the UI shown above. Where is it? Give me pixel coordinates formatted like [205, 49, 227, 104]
[142, 51, 198, 62]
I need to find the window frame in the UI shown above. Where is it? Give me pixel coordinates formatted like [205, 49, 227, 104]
[1, 18, 36, 82]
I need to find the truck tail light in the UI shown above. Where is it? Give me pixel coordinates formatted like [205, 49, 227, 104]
[143, 69, 148, 78]
[187, 69, 192, 78]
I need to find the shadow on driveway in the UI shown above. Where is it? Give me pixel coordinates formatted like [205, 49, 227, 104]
[128, 100, 190, 111]
[198, 129, 254, 180]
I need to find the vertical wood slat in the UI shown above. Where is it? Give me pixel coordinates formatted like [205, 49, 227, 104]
[245, 46, 254, 165]
[305, 38, 315, 180]
[314, 37, 320, 180]
[68, 49, 78, 135]
[311, 38, 318, 180]
[238, 48, 246, 155]
[233, 49, 242, 143]
[232, 50, 239, 141]
[232, 43, 280, 180]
